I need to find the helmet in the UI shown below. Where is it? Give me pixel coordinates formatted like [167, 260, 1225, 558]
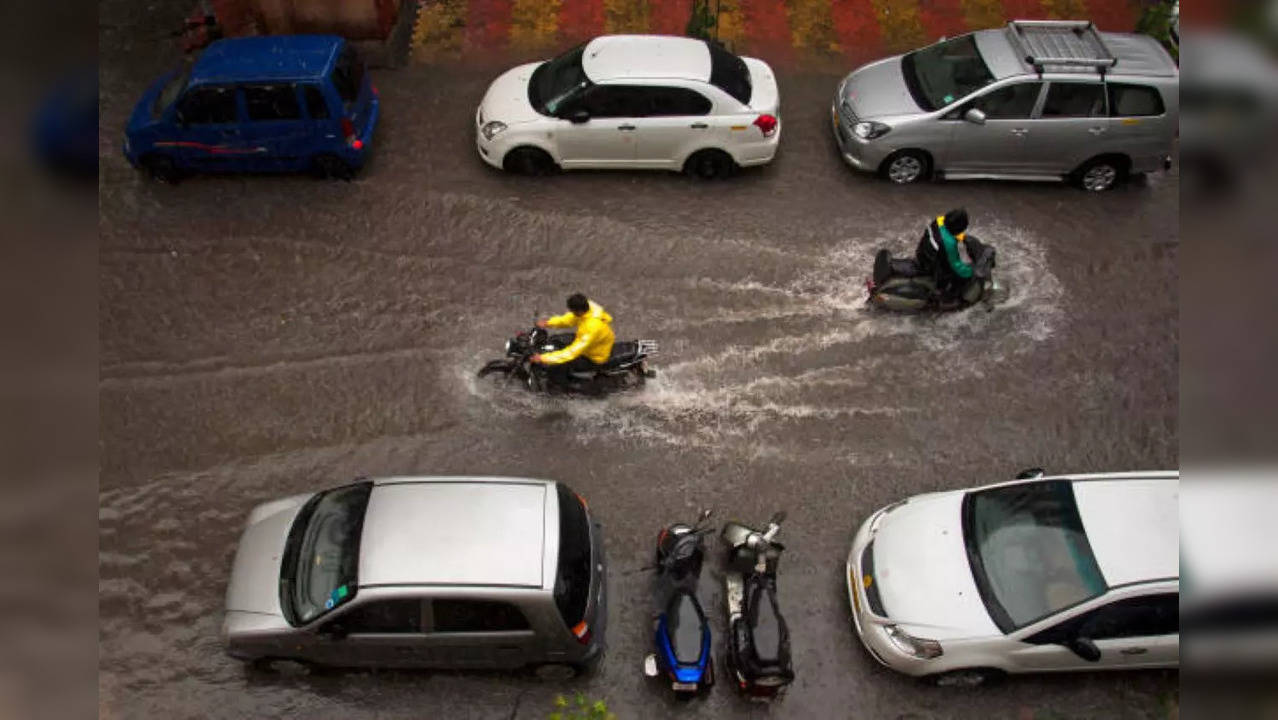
[943, 208, 969, 235]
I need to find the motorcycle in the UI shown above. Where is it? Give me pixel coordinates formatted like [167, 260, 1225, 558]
[866, 233, 1009, 312]
[721, 511, 795, 699]
[643, 509, 715, 698]
[477, 326, 657, 395]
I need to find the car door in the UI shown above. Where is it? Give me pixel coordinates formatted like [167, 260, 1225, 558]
[301, 83, 341, 152]
[631, 85, 714, 168]
[1105, 82, 1171, 166]
[1023, 81, 1110, 174]
[308, 596, 429, 669]
[1009, 591, 1179, 672]
[168, 85, 250, 171]
[941, 80, 1044, 174]
[554, 85, 643, 168]
[414, 597, 538, 669]
[242, 83, 308, 171]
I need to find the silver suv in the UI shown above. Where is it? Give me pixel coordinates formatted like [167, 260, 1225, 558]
[832, 20, 1179, 191]
[222, 477, 607, 678]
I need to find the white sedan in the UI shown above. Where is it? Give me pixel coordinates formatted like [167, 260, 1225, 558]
[475, 35, 780, 178]
[847, 470, 1178, 686]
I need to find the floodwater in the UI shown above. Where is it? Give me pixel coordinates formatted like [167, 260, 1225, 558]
[100, 8, 1178, 719]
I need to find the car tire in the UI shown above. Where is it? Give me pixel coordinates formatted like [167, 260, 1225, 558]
[503, 146, 555, 176]
[140, 154, 181, 184]
[1072, 155, 1127, 192]
[927, 667, 1004, 687]
[532, 662, 578, 681]
[684, 149, 734, 180]
[311, 154, 354, 181]
[881, 150, 931, 184]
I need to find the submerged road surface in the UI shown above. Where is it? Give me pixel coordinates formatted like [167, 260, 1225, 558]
[100, 16, 1178, 720]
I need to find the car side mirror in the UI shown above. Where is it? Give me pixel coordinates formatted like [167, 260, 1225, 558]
[1015, 468, 1045, 480]
[569, 109, 590, 124]
[1065, 637, 1101, 662]
[963, 108, 986, 125]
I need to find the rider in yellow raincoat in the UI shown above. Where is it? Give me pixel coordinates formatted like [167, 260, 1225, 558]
[531, 294, 615, 374]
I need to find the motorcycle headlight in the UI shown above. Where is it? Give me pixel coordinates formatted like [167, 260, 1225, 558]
[884, 625, 943, 659]
[481, 121, 508, 141]
[504, 339, 513, 354]
[853, 121, 891, 140]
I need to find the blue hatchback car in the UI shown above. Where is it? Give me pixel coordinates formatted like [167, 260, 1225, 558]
[124, 35, 378, 182]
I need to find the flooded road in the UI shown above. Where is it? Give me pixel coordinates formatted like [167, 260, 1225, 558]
[100, 16, 1178, 720]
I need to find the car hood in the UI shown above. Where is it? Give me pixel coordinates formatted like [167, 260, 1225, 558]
[871, 491, 1000, 640]
[224, 495, 311, 617]
[839, 56, 922, 121]
[479, 62, 546, 126]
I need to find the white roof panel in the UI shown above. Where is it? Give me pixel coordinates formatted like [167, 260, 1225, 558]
[582, 34, 711, 83]
[358, 478, 549, 588]
[1072, 476, 1179, 587]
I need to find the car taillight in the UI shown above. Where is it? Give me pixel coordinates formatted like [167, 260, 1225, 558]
[372, 84, 379, 96]
[753, 114, 778, 137]
[341, 117, 361, 148]
[575, 492, 589, 511]
[572, 621, 591, 645]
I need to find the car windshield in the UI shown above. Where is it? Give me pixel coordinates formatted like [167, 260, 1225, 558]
[154, 68, 190, 118]
[530, 44, 590, 116]
[962, 480, 1107, 633]
[280, 481, 372, 626]
[901, 35, 994, 111]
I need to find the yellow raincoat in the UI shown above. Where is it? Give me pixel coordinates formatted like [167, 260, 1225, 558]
[540, 301, 615, 365]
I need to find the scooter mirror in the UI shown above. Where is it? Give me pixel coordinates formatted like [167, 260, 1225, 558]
[770, 510, 787, 524]
[699, 508, 713, 521]
[643, 654, 659, 677]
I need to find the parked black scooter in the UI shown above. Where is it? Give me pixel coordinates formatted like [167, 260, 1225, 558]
[644, 509, 715, 698]
[720, 511, 794, 699]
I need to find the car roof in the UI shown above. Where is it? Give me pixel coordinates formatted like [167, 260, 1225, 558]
[1069, 474, 1179, 588]
[974, 26, 1176, 81]
[357, 477, 555, 590]
[191, 35, 343, 85]
[582, 34, 711, 83]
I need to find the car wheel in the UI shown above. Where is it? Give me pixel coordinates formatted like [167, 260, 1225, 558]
[140, 154, 181, 184]
[311, 154, 354, 181]
[1073, 156, 1125, 192]
[533, 662, 578, 681]
[928, 667, 1004, 687]
[684, 149, 734, 180]
[882, 151, 930, 184]
[503, 147, 555, 176]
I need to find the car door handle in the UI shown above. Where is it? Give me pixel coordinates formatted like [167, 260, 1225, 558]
[1120, 647, 1148, 655]
[1010, 128, 1028, 137]
[690, 122, 708, 129]
[1088, 127, 1107, 135]
[618, 124, 636, 131]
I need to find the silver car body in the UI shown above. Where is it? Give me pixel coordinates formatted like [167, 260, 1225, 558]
[833, 21, 1179, 184]
[222, 477, 607, 670]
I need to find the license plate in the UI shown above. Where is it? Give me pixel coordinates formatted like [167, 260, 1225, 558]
[672, 682, 698, 691]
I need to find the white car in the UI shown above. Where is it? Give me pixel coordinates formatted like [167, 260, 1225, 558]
[474, 35, 780, 178]
[846, 470, 1178, 686]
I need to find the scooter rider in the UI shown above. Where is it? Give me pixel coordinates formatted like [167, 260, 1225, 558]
[531, 293, 615, 384]
[915, 207, 979, 302]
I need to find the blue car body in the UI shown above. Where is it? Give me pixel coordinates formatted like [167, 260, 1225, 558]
[124, 35, 378, 176]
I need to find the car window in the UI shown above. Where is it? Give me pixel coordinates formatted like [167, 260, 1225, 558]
[244, 84, 301, 121]
[338, 598, 423, 634]
[1028, 592, 1179, 643]
[643, 86, 712, 117]
[961, 82, 1042, 120]
[1107, 83, 1165, 117]
[707, 42, 752, 104]
[177, 86, 238, 124]
[1041, 83, 1107, 118]
[554, 483, 592, 633]
[154, 68, 191, 118]
[303, 85, 330, 119]
[902, 34, 995, 111]
[331, 44, 364, 108]
[582, 85, 645, 118]
[432, 599, 530, 632]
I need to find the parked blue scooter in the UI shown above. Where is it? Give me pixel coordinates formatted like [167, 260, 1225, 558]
[643, 509, 714, 698]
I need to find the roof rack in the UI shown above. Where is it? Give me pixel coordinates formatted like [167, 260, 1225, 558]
[1005, 20, 1118, 77]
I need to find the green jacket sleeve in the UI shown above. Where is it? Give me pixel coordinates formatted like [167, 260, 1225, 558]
[939, 226, 973, 279]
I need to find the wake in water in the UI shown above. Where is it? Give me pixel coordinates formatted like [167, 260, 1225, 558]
[461, 218, 1065, 452]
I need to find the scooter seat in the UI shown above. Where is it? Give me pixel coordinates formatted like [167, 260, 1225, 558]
[873, 249, 920, 284]
[598, 341, 640, 369]
[666, 590, 707, 665]
[732, 576, 793, 678]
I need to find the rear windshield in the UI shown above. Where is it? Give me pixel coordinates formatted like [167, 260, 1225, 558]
[154, 68, 190, 118]
[708, 42, 752, 104]
[553, 483, 592, 629]
[331, 45, 365, 109]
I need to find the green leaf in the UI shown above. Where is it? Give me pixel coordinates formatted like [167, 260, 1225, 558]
[554, 695, 568, 708]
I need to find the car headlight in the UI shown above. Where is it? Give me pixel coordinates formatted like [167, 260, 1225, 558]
[884, 625, 943, 659]
[481, 121, 508, 141]
[853, 121, 891, 140]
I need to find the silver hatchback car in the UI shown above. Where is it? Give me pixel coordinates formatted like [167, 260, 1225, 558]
[833, 20, 1179, 191]
[222, 476, 607, 678]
